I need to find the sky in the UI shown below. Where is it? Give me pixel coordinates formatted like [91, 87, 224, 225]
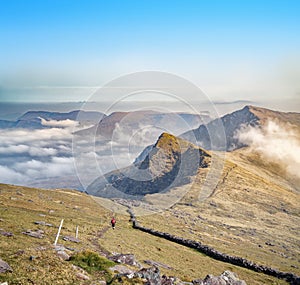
[0, 0, 299, 111]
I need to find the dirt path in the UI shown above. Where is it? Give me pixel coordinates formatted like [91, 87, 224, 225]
[89, 226, 111, 256]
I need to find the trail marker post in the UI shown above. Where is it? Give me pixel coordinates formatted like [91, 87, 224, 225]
[75, 225, 79, 239]
[54, 219, 64, 246]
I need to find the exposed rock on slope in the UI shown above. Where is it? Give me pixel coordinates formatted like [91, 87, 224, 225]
[181, 105, 300, 151]
[87, 133, 211, 197]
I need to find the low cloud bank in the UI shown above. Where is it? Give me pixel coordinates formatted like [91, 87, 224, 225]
[0, 120, 164, 189]
[236, 120, 300, 179]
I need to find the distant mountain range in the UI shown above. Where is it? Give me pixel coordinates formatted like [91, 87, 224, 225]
[75, 110, 211, 138]
[181, 105, 300, 151]
[0, 110, 106, 129]
[87, 132, 211, 198]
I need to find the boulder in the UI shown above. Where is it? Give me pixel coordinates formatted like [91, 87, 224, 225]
[109, 253, 140, 267]
[57, 250, 70, 261]
[193, 271, 247, 285]
[22, 229, 44, 239]
[63, 236, 80, 243]
[135, 266, 161, 284]
[76, 272, 90, 280]
[0, 229, 13, 237]
[0, 259, 12, 273]
[109, 265, 135, 276]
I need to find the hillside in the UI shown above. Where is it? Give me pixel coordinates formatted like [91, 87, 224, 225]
[181, 105, 300, 151]
[0, 182, 297, 285]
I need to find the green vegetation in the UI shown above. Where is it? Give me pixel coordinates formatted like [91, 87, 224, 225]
[70, 251, 115, 280]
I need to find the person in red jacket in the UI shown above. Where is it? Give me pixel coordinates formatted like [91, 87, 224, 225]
[111, 217, 116, 229]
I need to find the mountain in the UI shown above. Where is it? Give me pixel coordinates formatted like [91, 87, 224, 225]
[181, 105, 300, 151]
[75, 110, 211, 139]
[0, 110, 106, 129]
[87, 133, 211, 197]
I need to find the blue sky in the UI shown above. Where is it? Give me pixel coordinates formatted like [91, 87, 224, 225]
[0, 0, 299, 109]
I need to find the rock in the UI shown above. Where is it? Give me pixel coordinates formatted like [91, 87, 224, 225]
[72, 265, 90, 280]
[109, 265, 135, 275]
[144, 260, 173, 270]
[0, 229, 13, 237]
[34, 221, 53, 227]
[63, 236, 80, 243]
[76, 272, 90, 280]
[135, 266, 160, 284]
[57, 250, 70, 261]
[203, 274, 226, 285]
[22, 229, 44, 239]
[222, 271, 247, 285]
[0, 258, 12, 273]
[109, 253, 140, 267]
[161, 275, 182, 285]
[0, 282, 8, 285]
[14, 250, 25, 256]
[195, 271, 247, 285]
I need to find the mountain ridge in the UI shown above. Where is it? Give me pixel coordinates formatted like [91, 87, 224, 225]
[181, 105, 300, 151]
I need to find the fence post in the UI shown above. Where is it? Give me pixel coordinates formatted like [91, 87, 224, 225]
[75, 225, 79, 239]
[54, 219, 64, 246]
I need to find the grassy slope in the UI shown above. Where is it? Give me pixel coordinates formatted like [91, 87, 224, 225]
[138, 153, 300, 284]
[0, 148, 299, 285]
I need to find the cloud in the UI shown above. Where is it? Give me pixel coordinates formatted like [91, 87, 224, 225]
[13, 157, 75, 179]
[0, 144, 57, 156]
[236, 120, 300, 179]
[40, 118, 79, 128]
[0, 165, 28, 184]
[0, 128, 73, 145]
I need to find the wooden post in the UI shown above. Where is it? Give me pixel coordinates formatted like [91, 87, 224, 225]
[54, 219, 64, 246]
[75, 225, 79, 239]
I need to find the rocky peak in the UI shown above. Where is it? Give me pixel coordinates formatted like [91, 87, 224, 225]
[87, 133, 211, 197]
[181, 105, 300, 151]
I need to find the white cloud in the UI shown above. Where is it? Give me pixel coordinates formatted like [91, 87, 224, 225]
[0, 165, 28, 184]
[236, 121, 300, 179]
[0, 128, 73, 145]
[14, 157, 75, 179]
[40, 118, 79, 128]
[0, 144, 29, 154]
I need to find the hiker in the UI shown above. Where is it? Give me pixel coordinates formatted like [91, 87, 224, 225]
[111, 217, 116, 229]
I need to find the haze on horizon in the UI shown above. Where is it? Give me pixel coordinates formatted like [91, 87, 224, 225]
[0, 0, 299, 113]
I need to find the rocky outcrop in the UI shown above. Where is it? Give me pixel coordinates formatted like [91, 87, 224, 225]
[193, 271, 247, 285]
[88, 133, 211, 197]
[111, 264, 247, 285]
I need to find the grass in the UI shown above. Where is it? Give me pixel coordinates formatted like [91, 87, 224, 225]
[70, 250, 115, 281]
[0, 148, 299, 285]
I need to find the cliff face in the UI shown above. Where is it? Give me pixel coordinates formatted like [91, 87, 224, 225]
[87, 133, 211, 197]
